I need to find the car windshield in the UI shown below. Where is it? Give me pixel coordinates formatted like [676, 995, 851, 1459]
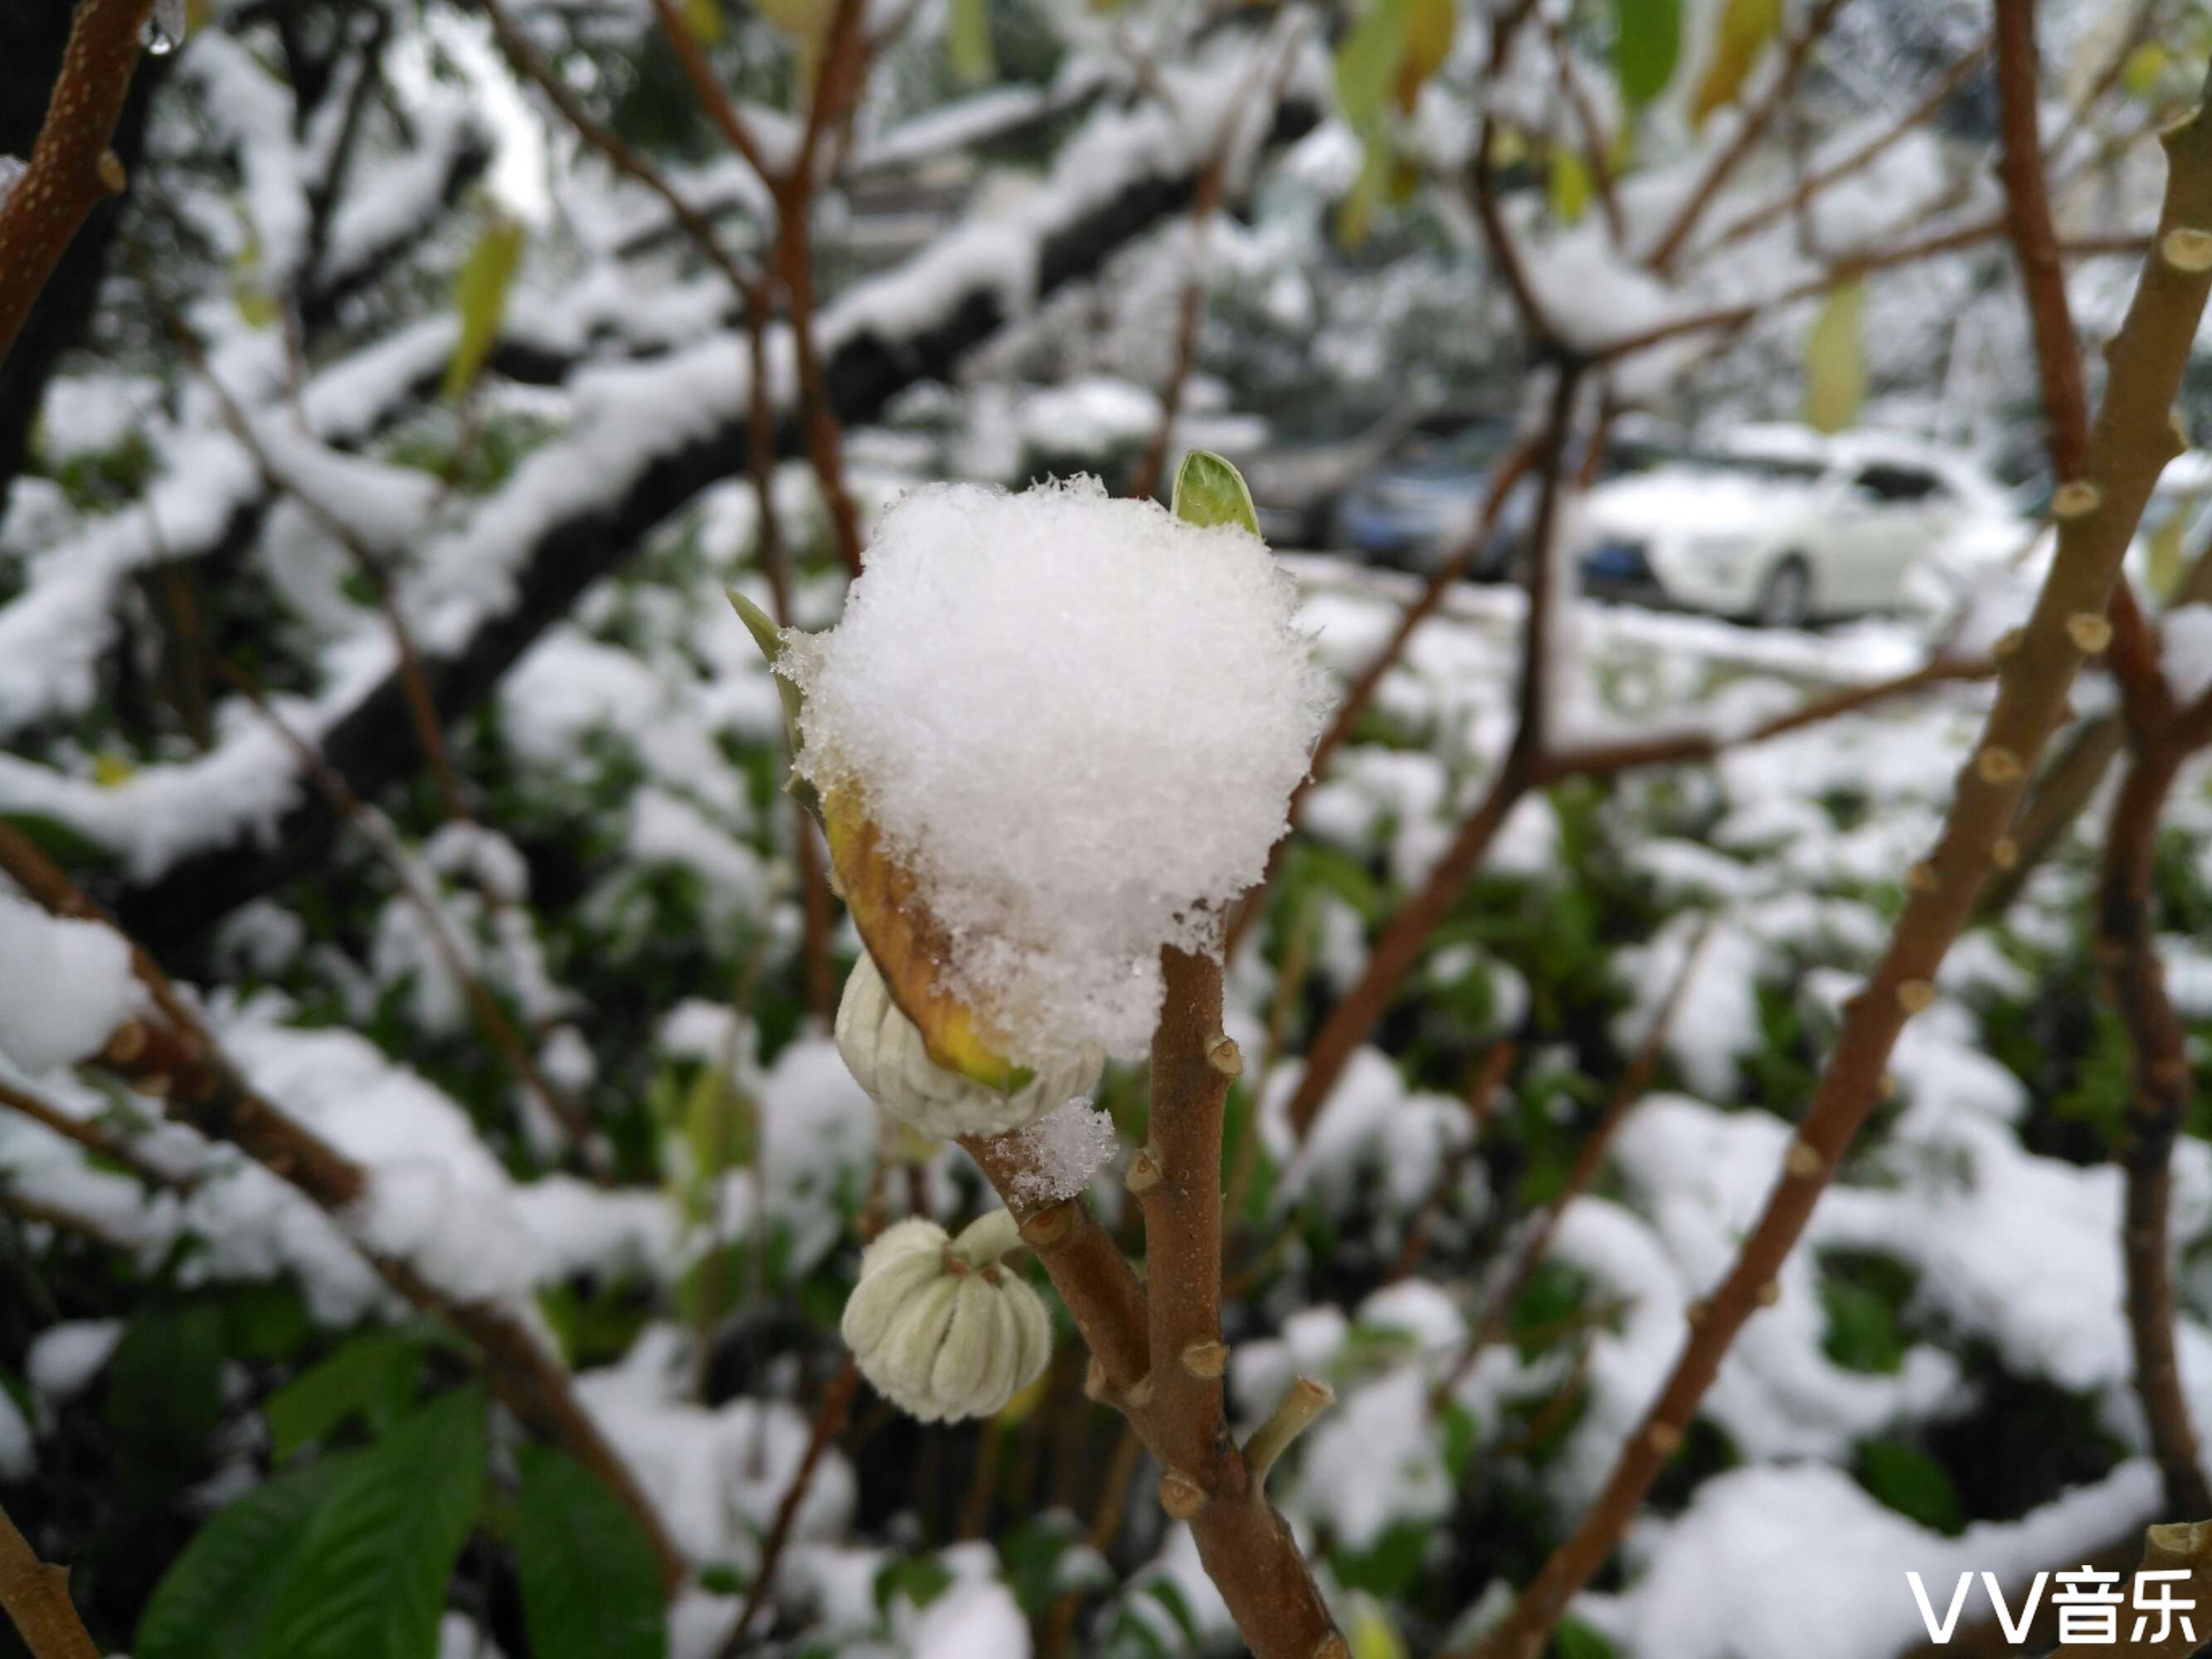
[1673, 450, 1829, 485]
[1388, 420, 1513, 476]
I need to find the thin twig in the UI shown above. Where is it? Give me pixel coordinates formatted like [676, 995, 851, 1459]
[1643, 0, 1855, 273]
[722, 1356, 859, 1652]
[1434, 924, 1713, 1407]
[221, 666, 609, 1170]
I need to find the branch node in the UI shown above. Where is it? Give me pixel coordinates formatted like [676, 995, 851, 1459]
[2162, 227, 2212, 272]
[2066, 612, 2115, 654]
[1756, 1278, 1782, 1307]
[1895, 979, 1936, 1014]
[1125, 1147, 1163, 1195]
[102, 1021, 148, 1065]
[1243, 1375, 1334, 1485]
[1992, 626, 2025, 659]
[96, 150, 127, 193]
[1180, 1338, 1229, 1379]
[1206, 1033, 1244, 1078]
[1018, 1202, 1075, 1253]
[1904, 861, 1938, 894]
[1685, 1298, 1709, 1326]
[1125, 1371, 1155, 1409]
[1314, 1639, 1351, 1659]
[1647, 1421, 1684, 1455]
[1991, 836, 2019, 870]
[2052, 480, 2103, 520]
[1084, 1356, 1111, 1404]
[1976, 746, 2023, 784]
[1159, 1470, 1208, 1519]
[1783, 1138, 1824, 1179]
[139, 1072, 174, 1098]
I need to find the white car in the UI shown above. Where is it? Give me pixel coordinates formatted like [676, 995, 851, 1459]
[1573, 426, 2013, 627]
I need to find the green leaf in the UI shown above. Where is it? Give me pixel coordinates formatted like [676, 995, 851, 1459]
[1612, 0, 1683, 108]
[2123, 41, 2169, 99]
[107, 1302, 226, 1476]
[1549, 148, 1592, 224]
[1335, 129, 1394, 248]
[1348, 1594, 1408, 1659]
[726, 588, 803, 742]
[1556, 1614, 1620, 1659]
[1802, 280, 1866, 434]
[1334, 0, 1411, 131]
[1856, 1438, 1964, 1535]
[443, 216, 525, 402]
[948, 0, 994, 84]
[265, 1330, 425, 1459]
[260, 1384, 489, 1659]
[1170, 450, 1262, 538]
[137, 1457, 350, 1659]
[516, 1444, 668, 1659]
[1689, 0, 1782, 129]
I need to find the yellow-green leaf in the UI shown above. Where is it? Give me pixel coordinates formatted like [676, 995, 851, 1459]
[442, 216, 524, 403]
[683, 0, 722, 45]
[2146, 495, 2195, 600]
[1335, 0, 1410, 131]
[1550, 147, 1592, 223]
[725, 588, 820, 819]
[1393, 0, 1456, 114]
[1689, 0, 1782, 129]
[1614, 0, 1683, 109]
[949, 0, 994, 84]
[2123, 41, 2169, 99]
[1171, 450, 1262, 538]
[1348, 1596, 1409, 1659]
[93, 752, 136, 789]
[1803, 280, 1865, 434]
[823, 786, 1033, 1093]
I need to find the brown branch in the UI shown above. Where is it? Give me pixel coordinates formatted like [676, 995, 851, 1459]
[477, 0, 762, 305]
[0, 1076, 173, 1191]
[0, 820, 686, 1593]
[955, 955, 1343, 1659]
[1434, 922, 1713, 1408]
[0, 0, 155, 367]
[1130, 165, 1228, 503]
[1462, 74, 2212, 1659]
[2105, 737, 2212, 1519]
[1534, 654, 1998, 781]
[220, 666, 608, 1168]
[1546, 17, 1626, 246]
[721, 1356, 859, 1652]
[0, 1502, 96, 1659]
[1705, 35, 1994, 255]
[1643, 0, 1855, 273]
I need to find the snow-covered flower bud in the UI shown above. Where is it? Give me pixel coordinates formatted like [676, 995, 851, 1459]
[840, 1209, 1052, 1422]
[834, 951, 1101, 1138]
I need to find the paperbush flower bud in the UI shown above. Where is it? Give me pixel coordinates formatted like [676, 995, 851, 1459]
[834, 951, 1102, 1137]
[840, 1210, 1052, 1422]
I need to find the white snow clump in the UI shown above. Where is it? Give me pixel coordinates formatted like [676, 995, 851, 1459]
[785, 475, 1328, 1063]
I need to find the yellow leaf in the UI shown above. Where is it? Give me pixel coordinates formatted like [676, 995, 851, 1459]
[1348, 1596, 1408, 1659]
[2123, 41, 2169, 99]
[93, 752, 136, 789]
[1803, 280, 1865, 435]
[994, 1366, 1052, 1425]
[756, 0, 834, 37]
[443, 216, 524, 402]
[1550, 148, 1592, 223]
[821, 784, 1033, 1093]
[684, 0, 723, 45]
[1689, 0, 1782, 130]
[1394, 0, 1456, 114]
[2146, 494, 2195, 600]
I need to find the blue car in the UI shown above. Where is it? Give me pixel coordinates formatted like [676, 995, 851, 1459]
[1330, 411, 1524, 572]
